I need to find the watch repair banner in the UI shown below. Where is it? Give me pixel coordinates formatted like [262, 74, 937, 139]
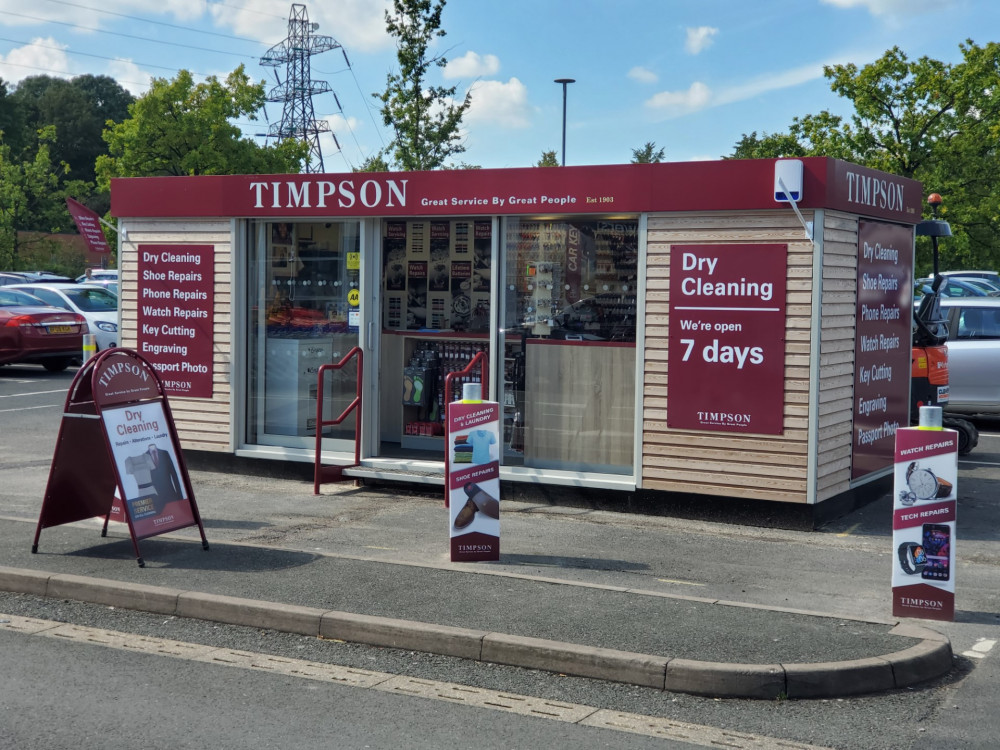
[892, 427, 957, 621]
[668, 244, 787, 435]
[447, 401, 501, 562]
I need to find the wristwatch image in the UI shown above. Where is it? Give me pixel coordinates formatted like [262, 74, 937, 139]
[898, 542, 928, 575]
[904, 461, 953, 502]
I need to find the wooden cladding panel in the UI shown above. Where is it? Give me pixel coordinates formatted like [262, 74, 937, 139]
[119, 219, 234, 453]
[640, 211, 860, 505]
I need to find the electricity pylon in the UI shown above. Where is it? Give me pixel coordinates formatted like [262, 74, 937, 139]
[261, 4, 341, 173]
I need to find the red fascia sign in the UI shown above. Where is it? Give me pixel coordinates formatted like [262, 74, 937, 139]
[668, 244, 787, 435]
[66, 197, 112, 254]
[33, 348, 209, 567]
[111, 159, 923, 226]
[136, 244, 215, 398]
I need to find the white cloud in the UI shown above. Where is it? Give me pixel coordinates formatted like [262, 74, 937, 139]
[685, 26, 718, 55]
[713, 61, 827, 105]
[464, 77, 531, 128]
[210, 0, 392, 52]
[820, 0, 943, 15]
[445, 51, 501, 79]
[105, 59, 155, 96]
[0, 38, 71, 84]
[628, 66, 658, 84]
[645, 81, 712, 116]
[646, 58, 833, 118]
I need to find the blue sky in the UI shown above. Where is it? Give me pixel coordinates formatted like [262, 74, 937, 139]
[0, 0, 996, 172]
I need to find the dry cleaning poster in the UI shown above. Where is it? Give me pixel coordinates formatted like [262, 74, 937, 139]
[102, 401, 195, 537]
[668, 244, 787, 435]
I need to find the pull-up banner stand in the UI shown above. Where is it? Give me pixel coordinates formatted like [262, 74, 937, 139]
[33, 348, 209, 567]
[447, 384, 501, 562]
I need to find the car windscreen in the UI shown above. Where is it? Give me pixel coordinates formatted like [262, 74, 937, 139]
[64, 287, 118, 311]
[0, 289, 47, 306]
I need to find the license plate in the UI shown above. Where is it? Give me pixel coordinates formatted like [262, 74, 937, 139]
[49, 325, 73, 334]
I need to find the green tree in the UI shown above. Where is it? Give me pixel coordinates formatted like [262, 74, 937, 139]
[8, 75, 133, 187]
[0, 127, 68, 269]
[536, 150, 559, 167]
[96, 66, 307, 188]
[630, 142, 666, 163]
[727, 41, 1000, 273]
[727, 131, 806, 159]
[373, 0, 471, 171]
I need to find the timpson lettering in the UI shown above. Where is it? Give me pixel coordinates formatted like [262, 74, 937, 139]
[249, 178, 408, 209]
[846, 171, 906, 211]
[98, 361, 150, 388]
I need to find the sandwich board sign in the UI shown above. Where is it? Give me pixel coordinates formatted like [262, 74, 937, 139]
[33, 348, 209, 567]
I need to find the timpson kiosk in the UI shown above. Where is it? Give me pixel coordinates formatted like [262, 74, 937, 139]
[109, 157, 921, 522]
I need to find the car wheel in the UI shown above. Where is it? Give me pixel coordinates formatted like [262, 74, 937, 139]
[42, 358, 71, 373]
[943, 417, 979, 455]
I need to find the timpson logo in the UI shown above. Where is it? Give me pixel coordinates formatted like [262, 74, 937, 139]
[901, 596, 944, 610]
[248, 178, 408, 210]
[697, 411, 752, 425]
[97, 361, 150, 388]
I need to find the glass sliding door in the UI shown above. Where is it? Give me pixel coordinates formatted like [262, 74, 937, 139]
[246, 219, 362, 451]
[500, 217, 638, 473]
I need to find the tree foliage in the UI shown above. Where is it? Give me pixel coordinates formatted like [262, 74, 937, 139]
[728, 41, 1000, 273]
[536, 150, 559, 167]
[373, 0, 471, 171]
[0, 127, 69, 269]
[96, 66, 307, 188]
[631, 142, 666, 163]
[8, 75, 133, 187]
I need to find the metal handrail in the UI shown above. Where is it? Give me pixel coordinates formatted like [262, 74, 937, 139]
[313, 346, 364, 494]
[443, 350, 489, 507]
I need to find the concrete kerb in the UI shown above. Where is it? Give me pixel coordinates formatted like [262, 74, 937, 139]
[0, 566, 953, 700]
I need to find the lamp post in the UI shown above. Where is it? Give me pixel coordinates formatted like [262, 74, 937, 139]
[554, 78, 575, 166]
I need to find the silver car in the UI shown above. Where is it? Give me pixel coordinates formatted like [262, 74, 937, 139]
[940, 298, 1000, 415]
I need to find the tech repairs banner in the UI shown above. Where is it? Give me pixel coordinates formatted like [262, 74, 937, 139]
[892, 427, 957, 621]
[668, 244, 787, 435]
[447, 401, 501, 562]
[136, 244, 215, 398]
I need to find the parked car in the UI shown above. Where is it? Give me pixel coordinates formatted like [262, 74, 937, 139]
[915, 276, 998, 298]
[1, 271, 73, 286]
[940, 270, 1000, 285]
[75, 268, 119, 283]
[940, 298, 1000, 416]
[7, 283, 118, 351]
[80, 279, 119, 296]
[0, 288, 89, 371]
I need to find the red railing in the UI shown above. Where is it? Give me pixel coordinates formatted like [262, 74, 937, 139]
[443, 351, 489, 507]
[313, 346, 364, 494]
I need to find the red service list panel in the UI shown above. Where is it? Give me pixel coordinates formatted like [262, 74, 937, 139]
[136, 244, 214, 398]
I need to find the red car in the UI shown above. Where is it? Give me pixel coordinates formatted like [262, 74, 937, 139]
[0, 288, 89, 372]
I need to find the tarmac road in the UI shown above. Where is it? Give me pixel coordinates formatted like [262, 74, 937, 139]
[2, 363, 1000, 748]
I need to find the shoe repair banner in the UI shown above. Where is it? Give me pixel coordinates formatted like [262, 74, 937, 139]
[447, 401, 501, 561]
[891, 427, 957, 621]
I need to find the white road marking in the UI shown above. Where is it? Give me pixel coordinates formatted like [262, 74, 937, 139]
[961, 638, 997, 659]
[0, 404, 59, 414]
[0, 613, 832, 749]
[0, 388, 65, 398]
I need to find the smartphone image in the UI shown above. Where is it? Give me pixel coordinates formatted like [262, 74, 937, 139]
[921, 523, 951, 581]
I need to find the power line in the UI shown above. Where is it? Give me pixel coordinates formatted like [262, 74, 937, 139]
[38, 0, 269, 45]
